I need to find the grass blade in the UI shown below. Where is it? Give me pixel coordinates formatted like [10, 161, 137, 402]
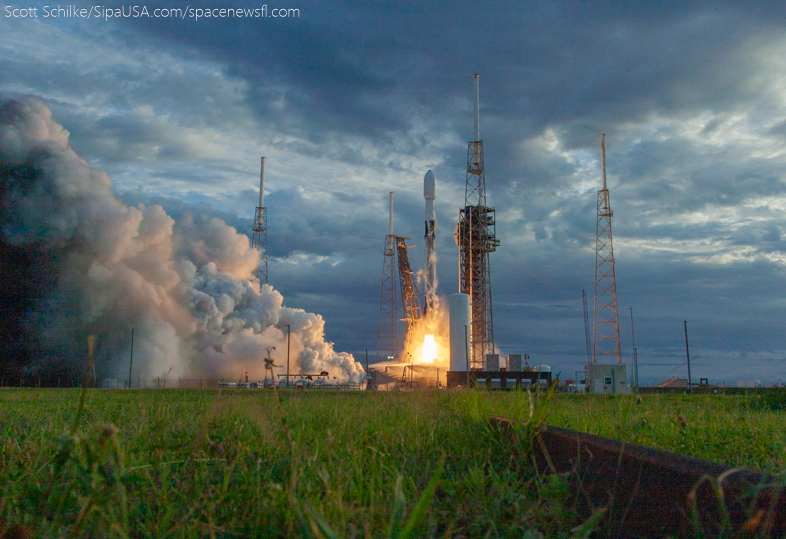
[399, 456, 445, 539]
[301, 502, 342, 539]
[388, 475, 406, 539]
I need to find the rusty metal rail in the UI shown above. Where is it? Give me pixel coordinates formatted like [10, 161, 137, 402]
[490, 416, 786, 538]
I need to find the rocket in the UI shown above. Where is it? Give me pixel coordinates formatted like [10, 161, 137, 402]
[424, 170, 437, 316]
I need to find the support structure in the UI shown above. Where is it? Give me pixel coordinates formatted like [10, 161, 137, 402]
[395, 236, 422, 348]
[593, 135, 621, 363]
[377, 193, 399, 362]
[457, 74, 499, 369]
[252, 157, 268, 284]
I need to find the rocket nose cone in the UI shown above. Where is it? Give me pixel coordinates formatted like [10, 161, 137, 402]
[424, 170, 436, 199]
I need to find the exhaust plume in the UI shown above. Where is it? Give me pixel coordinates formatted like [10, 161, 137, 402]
[0, 98, 365, 384]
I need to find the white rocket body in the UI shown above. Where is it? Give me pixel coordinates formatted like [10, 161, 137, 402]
[424, 170, 437, 316]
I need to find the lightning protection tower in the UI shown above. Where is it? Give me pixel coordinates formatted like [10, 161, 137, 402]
[377, 193, 399, 362]
[457, 74, 500, 370]
[593, 135, 621, 363]
[252, 157, 268, 284]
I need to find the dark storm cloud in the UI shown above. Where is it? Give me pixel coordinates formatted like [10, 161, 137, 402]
[125, 0, 783, 158]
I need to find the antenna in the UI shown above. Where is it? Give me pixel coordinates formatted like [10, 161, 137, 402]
[473, 74, 480, 142]
[600, 134, 607, 190]
[593, 135, 621, 364]
[389, 191, 394, 248]
[259, 156, 265, 207]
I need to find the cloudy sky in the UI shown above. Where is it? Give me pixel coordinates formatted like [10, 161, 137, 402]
[3, 1, 786, 385]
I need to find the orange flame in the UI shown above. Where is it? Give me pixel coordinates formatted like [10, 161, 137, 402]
[421, 334, 436, 363]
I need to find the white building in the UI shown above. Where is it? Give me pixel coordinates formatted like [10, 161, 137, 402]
[585, 364, 628, 394]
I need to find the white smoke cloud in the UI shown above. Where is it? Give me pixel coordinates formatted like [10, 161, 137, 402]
[0, 98, 365, 383]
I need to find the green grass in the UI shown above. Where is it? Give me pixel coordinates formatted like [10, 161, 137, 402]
[543, 393, 786, 475]
[0, 388, 784, 537]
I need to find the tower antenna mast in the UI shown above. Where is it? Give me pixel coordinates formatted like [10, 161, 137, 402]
[593, 135, 621, 363]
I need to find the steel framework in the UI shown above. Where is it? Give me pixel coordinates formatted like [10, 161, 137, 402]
[457, 75, 499, 370]
[376, 233, 399, 362]
[252, 157, 268, 284]
[593, 135, 621, 363]
[395, 236, 422, 347]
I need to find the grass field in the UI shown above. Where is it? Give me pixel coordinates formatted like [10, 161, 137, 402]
[1, 388, 784, 538]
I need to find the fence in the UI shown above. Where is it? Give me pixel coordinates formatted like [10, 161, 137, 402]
[0, 377, 365, 390]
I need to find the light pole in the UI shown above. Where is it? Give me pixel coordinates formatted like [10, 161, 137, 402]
[406, 352, 413, 390]
[629, 307, 639, 394]
[128, 328, 134, 389]
[684, 320, 692, 394]
[286, 324, 291, 389]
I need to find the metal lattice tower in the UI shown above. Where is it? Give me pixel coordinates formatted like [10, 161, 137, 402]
[395, 236, 423, 348]
[252, 157, 268, 284]
[377, 193, 399, 362]
[593, 135, 621, 363]
[457, 74, 500, 369]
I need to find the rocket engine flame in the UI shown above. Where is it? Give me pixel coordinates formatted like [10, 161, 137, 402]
[0, 98, 366, 384]
[421, 334, 436, 363]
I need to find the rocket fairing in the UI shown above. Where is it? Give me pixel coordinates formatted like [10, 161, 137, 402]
[424, 170, 437, 316]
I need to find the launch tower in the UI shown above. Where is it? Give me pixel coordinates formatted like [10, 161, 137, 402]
[457, 74, 500, 369]
[593, 135, 621, 363]
[252, 157, 268, 284]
